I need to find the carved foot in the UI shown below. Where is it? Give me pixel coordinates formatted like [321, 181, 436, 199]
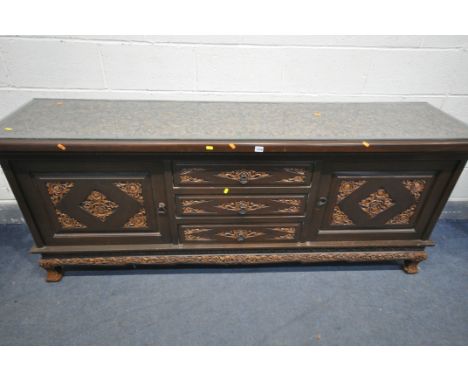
[46, 267, 64, 282]
[403, 260, 421, 274]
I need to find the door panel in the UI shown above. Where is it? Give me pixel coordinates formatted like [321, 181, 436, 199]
[314, 160, 457, 241]
[12, 159, 171, 245]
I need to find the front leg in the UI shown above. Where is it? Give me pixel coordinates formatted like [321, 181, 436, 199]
[45, 267, 64, 282]
[402, 260, 422, 274]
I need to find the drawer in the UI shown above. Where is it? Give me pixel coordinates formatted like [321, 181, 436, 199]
[174, 163, 312, 187]
[179, 223, 301, 243]
[176, 195, 307, 216]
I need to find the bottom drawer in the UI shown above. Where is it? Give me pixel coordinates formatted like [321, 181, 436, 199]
[179, 223, 301, 243]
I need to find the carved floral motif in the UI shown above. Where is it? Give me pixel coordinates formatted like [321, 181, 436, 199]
[55, 209, 86, 229]
[80, 190, 119, 222]
[358, 188, 395, 218]
[270, 227, 296, 240]
[402, 179, 427, 201]
[216, 170, 271, 182]
[386, 179, 427, 225]
[215, 201, 268, 212]
[46, 181, 74, 206]
[179, 168, 208, 183]
[184, 228, 212, 241]
[276, 168, 306, 183]
[181, 199, 209, 214]
[331, 205, 354, 225]
[273, 199, 302, 213]
[336, 180, 366, 202]
[217, 229, 265, 240]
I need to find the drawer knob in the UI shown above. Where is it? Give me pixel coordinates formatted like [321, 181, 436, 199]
[317, 196, 328, 207]
[239, 172, 249, 185]
[237, 234, 246, 242]
[238, 201, 247, 215]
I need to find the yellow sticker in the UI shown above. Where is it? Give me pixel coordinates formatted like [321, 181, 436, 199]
[4, 127, 13, 131]
[228, 143, 236, 149]
[362, 141, 370, 148]
[223, 188, 230, 194]
[205, 145, 214, 151]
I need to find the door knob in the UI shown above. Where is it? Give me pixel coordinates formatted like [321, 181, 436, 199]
[317, 196, 328, 207]
[157, 202, 167, 214]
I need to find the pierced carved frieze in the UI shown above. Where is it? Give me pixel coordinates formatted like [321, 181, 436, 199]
[46, 181, 74, 206]
[123, 208, 148, 229]
[114, 181, 144, 204]
[358, 188, 395, 218]
[215, 201, 268, 212]
[80, 190, 119, 222]
[216, 169, 271, 182]
[55, 209, 86, 229]
[270, 227, 296, 240]
[276, 168, 306, 183]
[217, 229, 265, 240]
[331, 205, 354, 225]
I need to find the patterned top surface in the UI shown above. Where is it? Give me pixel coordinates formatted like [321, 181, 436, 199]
[1, 99, 468, 140]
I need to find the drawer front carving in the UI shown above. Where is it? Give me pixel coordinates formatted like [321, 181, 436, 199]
[174, 163, 311, 187]
[176, 195, 306, 216]
[180, 224, 301, 243]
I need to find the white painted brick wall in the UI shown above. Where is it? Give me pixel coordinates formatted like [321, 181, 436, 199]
[0, 35, 467, 201]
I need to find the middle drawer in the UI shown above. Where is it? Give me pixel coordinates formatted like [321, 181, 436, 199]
[175, 195, 307, 217]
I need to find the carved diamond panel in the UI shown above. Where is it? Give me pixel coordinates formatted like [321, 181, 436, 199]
[80, 190, 119, 222]
[45, 180, 150, 230]
[329, 177, 430, 228]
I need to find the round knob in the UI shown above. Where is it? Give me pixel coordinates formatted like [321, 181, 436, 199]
[317, 196, 328, 207]
[239, 172, 248, 185]
[237, 235, 246, 242]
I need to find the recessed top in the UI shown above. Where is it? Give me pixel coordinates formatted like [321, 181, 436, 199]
[0, 99, 468, 141]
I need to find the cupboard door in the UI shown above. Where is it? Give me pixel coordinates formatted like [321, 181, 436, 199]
[314, 160, 458, 240]
[12, 159, 171, 245]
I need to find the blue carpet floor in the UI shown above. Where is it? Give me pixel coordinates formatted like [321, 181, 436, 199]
[0, 220, 467, 345]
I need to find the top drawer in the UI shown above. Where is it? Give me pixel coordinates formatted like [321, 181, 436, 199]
[174, 162, 312, 187]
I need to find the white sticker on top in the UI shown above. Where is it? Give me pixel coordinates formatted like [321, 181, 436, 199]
[254, 146, 264, 153]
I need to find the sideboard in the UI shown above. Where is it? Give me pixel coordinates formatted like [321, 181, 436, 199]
[1, 100, 467, 282]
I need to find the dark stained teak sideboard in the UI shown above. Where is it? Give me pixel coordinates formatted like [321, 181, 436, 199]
[1, 100, 467, 282]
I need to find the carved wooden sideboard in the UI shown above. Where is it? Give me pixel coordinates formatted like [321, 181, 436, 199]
[1, 100, 467, 282]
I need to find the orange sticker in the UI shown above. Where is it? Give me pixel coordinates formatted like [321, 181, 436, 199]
[314, 112, 321, 117]
[362, 141, 370, 148]
[57, 143, 67, 151]
[228, 143, 236, 149]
